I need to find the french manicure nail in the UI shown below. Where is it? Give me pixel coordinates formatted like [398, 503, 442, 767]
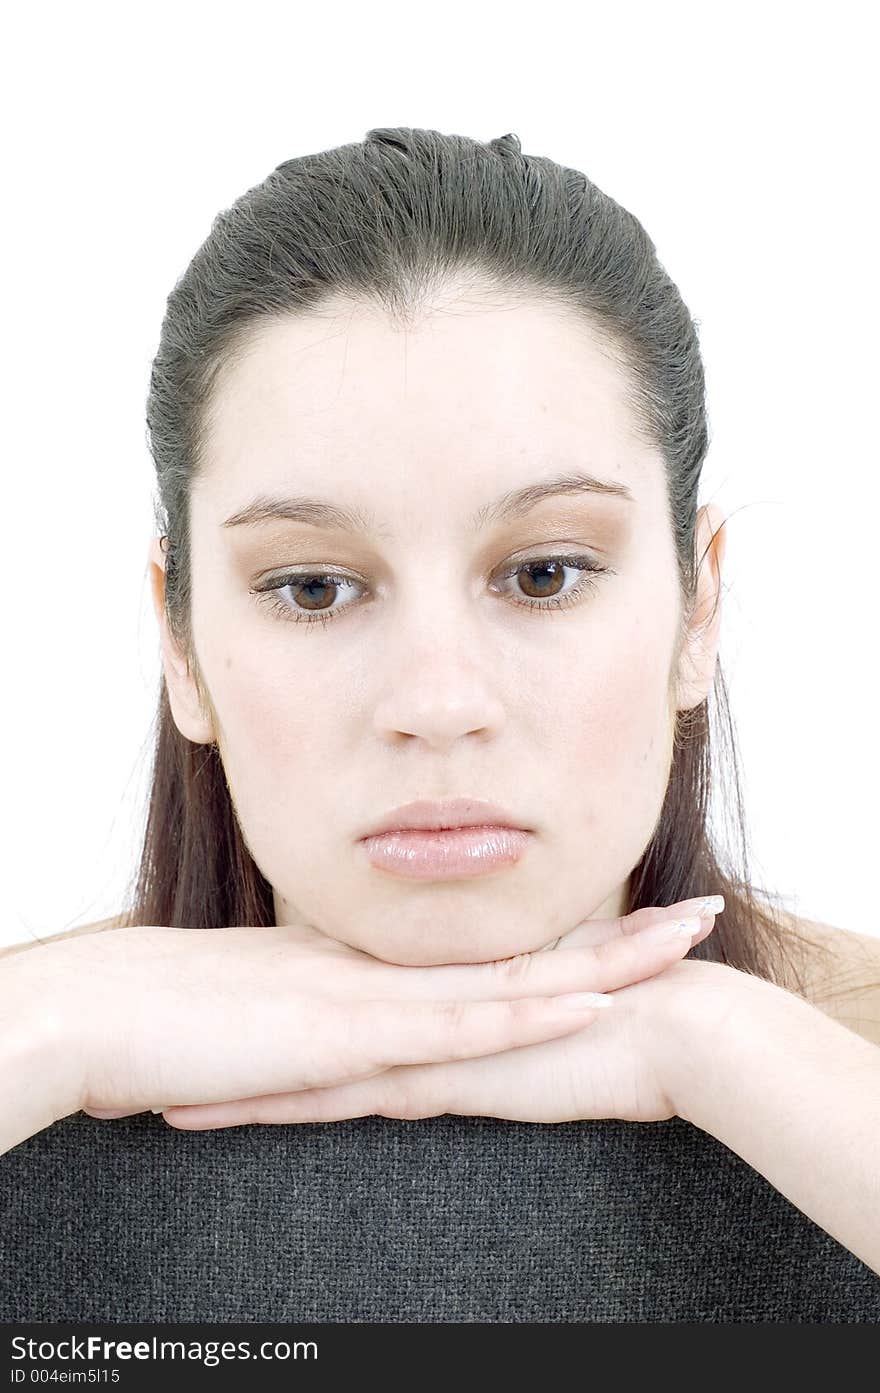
[641, 916, 704, 942]
[692, 894, 725, 917]
[555, 991, 615, 1010]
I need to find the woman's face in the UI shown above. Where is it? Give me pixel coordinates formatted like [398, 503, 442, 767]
[149, 290, 723, 965]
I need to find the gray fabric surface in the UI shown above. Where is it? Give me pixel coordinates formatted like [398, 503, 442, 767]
[2, 1109, 878, 1322]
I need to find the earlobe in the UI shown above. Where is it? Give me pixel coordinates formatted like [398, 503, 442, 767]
[145, 534, 216, 746]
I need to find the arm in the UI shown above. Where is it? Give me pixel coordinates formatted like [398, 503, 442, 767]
[0, 949, 82, 1157]
[0, 912, 128, 961]
[0, 916, 129, 1154]
[664, 967, 880, 1277]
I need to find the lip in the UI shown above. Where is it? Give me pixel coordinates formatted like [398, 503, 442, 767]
[358, 826, 534, 880]
[358, 797, 530, 839]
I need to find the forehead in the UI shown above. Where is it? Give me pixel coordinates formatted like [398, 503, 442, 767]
[195, 296, 664, 521]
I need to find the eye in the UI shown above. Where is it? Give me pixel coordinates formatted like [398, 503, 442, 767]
[251, 553, 612, 628]
[253, 571, 364, 628]
[493, 554, 610, 613]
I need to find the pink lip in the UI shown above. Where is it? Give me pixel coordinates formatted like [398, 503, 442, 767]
[358, 826, 533, 880]
[359, 797, 529, 839]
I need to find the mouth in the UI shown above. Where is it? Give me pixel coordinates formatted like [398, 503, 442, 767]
[357, 823, 534, 881]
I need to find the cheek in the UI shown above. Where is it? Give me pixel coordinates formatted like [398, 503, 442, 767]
[560, 613, 677, 817]
[207, 652, 378, 939]
[214, 664, 335, 796]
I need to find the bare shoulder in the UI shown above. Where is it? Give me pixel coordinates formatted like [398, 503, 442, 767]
[0, 912, 130, 962]
[779, 910, 880, 1047]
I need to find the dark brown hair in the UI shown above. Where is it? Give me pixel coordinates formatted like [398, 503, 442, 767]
[122, 126, 834, 997]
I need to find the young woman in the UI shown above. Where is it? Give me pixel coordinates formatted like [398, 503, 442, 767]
[3, 128, 878, 1323]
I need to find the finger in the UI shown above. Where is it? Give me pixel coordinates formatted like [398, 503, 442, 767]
[165, 1059, 457, 1129]
[378, 891, 724, 991]
[125, 992, 616, 1118]
[476, 913, 711, 1001]
[165, 1034, 567, 1129]
[562, 894, 726, 947]
[350, 991, 613, 1072]
[163, 1079, 389, 1129]
[380, 904, 720, 1003]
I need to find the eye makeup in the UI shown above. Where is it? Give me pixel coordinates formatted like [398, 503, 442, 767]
[250, 550, 615, 629]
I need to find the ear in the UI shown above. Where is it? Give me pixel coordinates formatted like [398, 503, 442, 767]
[146, 535, 216, 745]
[673, 502, 727, 712]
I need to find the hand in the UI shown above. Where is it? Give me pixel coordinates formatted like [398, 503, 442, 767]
[224, 955, 730, 1127]
[94, 897, 721, 1129]
[50, 920, 615, 1118]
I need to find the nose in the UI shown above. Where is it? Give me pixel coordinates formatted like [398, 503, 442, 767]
[369, 594, 507, 749]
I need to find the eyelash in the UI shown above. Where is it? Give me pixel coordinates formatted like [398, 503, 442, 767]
[251, 553, 613, 629]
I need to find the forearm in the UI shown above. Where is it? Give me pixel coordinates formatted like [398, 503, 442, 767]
[667, 972, 880, 1276]
[0, 952, 81, 1157]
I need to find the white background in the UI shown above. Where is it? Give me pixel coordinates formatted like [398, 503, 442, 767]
[2, 0, 877, 950]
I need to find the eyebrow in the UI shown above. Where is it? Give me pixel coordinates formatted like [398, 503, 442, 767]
[221, 470, 635, 537]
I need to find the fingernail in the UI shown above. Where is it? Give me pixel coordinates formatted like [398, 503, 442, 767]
[640, 915, 704, 942]
[664, 894, 724, 921]
[691, 894, 725, 917]
[555, 991, 615, 1010]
